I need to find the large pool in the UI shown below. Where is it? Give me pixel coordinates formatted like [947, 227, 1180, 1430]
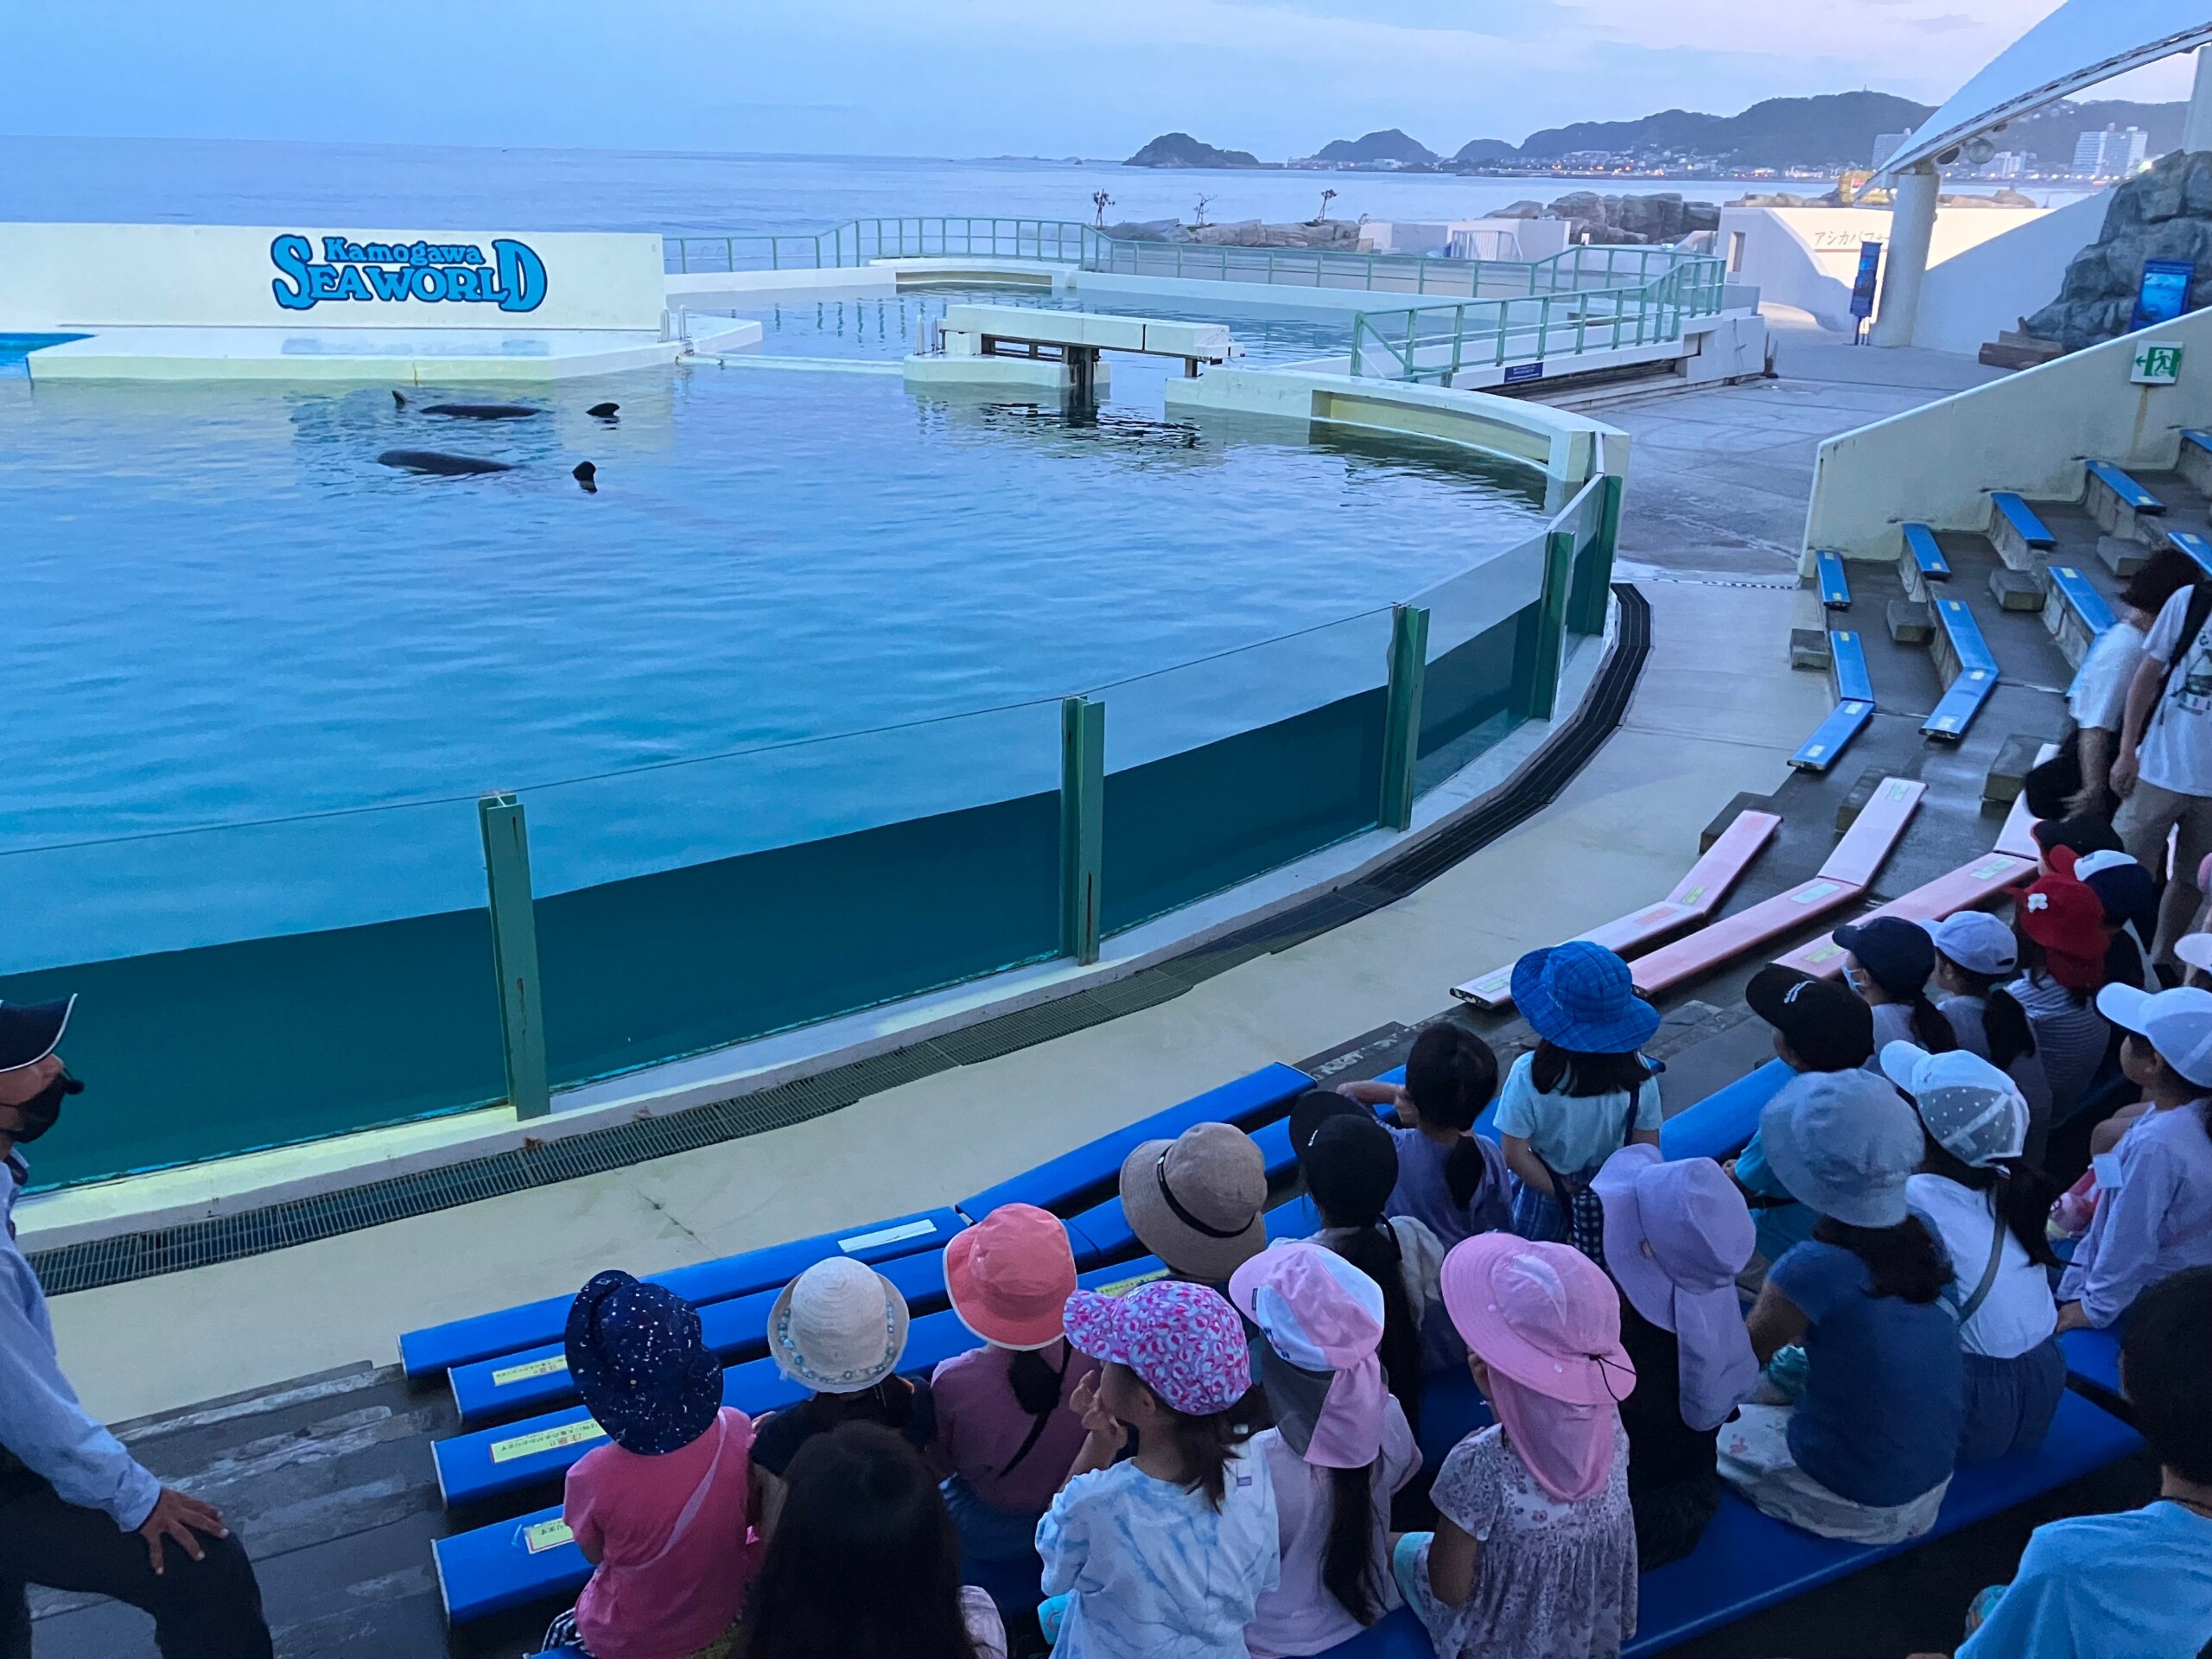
[3, 291, 1548, 973]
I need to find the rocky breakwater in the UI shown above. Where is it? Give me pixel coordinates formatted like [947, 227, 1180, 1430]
[2026, 150, 2212, 351]
[1100, 218, 1363, 250]
[1505, 192, 1721, 246]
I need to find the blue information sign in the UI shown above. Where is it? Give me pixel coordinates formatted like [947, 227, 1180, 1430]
[1848, 240, 1883, 321]
[2133, 260, 2196, 331]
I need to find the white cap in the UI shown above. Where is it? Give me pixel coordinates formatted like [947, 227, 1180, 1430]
[1920, 910, 2018, 978]
[2071, 849, 2138, 882]
[1879, 1042, 2029, 1166]
[2095, 983, 2212, 1088]
[2177, 933, 2212, 976]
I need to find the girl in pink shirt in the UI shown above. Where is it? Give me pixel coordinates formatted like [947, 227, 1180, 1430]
[546, 1271, 761, 1659]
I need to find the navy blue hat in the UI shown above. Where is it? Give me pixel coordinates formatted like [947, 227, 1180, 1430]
[2078, 855, 2158, 938]
[1833, 916, 1936, 1000]
[0, 997, 74, 1072]
[564, 1271, 723, 1456]
[1511, 941, 1660, 1053]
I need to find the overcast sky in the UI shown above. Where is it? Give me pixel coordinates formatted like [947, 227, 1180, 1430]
[2, 0, 2194, 157]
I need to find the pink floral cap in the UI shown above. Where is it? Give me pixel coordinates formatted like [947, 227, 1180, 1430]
[1063, 1279, 1251, 1416]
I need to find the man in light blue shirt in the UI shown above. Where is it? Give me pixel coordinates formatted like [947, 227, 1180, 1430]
[0, 995, 272, 1658]
[1928, 1268, 2212, 1659]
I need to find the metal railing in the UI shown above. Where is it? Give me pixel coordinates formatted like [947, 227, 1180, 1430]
[1346, 257, 1729, 384]
[664, 216, 1721, 299]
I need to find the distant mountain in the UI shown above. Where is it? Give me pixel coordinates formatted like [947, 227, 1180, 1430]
[1506, 92, 1936, 168]
[1452, 138, 1520, 163]
[1313, 129, 1437, 165]
[1122, 132, 1264, 168]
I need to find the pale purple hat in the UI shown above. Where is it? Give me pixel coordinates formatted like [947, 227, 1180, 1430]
[1591, 1145, 1758, 1432]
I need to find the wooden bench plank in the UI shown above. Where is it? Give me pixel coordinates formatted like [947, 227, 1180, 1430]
[1453, 811, 1782, 1007]
[1819, 775, 1925, 887]
[1770, 851, 2036, 977]
[1630, 876, 1866, 995]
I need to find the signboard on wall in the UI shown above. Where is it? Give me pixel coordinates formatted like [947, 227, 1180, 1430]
[2132, 341, 2183, 385]
[1847, 241, 1883, 320]
[2132, 260, 2196, 332]
[0, 223, 667, 333]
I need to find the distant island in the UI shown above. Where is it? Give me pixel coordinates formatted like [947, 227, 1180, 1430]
[1122, 91, 2188, 177]
[1122, 132, 1265, 169]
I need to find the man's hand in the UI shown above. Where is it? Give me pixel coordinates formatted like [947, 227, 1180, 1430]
[137, 1487, 226, 1575]
[2111, 751, 2140, 800]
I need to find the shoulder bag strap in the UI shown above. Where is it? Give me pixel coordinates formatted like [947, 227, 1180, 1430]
[996, 1344, 1075, 1479]
[2148, 582, 2212, 739]
[632, 1410, 734, 1572]
[1954, 1198, 2011, 1327]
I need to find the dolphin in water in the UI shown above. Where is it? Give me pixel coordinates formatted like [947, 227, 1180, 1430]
[391, 391, 543, 419]
[377, 449, 517, 476]
[572, 461, 598, 493]
[587, 403, 620, 420]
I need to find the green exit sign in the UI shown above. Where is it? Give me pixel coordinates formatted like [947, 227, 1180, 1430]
[2132, 341, 2183, 385]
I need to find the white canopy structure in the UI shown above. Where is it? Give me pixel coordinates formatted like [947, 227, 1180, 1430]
[1868, 0, 2212, 346]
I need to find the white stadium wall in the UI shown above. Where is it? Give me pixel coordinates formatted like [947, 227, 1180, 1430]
[1911, 190, 2113, 355]
[0, 223, 667, 332]
[1719, 204, 2057, 334]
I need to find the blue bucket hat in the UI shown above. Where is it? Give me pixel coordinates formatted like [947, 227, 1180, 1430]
[564, 1270, 724, 1456]
[1510, 941, 1660, 1053]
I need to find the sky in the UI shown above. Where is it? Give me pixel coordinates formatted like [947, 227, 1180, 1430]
[0, 0, 2195, 158]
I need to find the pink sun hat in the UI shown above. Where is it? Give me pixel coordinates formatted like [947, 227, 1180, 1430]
[1439, 1232, 1631, 1408]
[1064, 1279, 1251, 1416]
[944, 1203, 1079, 1351]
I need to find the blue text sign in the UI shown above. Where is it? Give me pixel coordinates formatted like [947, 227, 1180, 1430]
[270, 235, 548, 314]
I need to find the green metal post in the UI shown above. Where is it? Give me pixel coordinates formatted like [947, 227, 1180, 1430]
[1567, 473, 1624, 637]
[1379, 604, 1431, 830]
[1511, 528, 1579, 722]
[1059, 696, 1105, 965]
[478, 792, 550, 1121]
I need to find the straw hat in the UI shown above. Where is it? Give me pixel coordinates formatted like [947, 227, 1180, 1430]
[766, 1256, 911, 1394]
[1118, 1122, 1267, 1283]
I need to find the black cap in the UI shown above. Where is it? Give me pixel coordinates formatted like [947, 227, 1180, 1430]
[1831, 915, 1936, 1000]
[1288, 1088, 1366, 1161]
[1303, 1114, 1399, 1226]
[0, 997, 74, 1072]
[1745, 965, 1873, 1072]
[2031, 814, 2123, 861]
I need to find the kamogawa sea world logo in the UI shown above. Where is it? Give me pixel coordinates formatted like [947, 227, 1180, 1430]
[270, 235, 549, 313]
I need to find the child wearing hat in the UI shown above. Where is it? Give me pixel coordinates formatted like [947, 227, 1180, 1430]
[1288, 1096, 1446, 1426]
[1118, 1122, 1268, 1288]
[2052, 985, 2212, 1333]
[1338, 1023, 1512, 1246]
[1923, 910, 2055, 1164]
[1884, 1044, 2066, 1465]
[1394, 1235, 1638, 1658]
[1722, 1071, 1963, 1544]
[1036, 1280, 1278, 1659]
[1732, 964, 1878, 1268]
[753, 1256, 934, 1536]
[550, 1271, 762, 1659]
[1591, 1146, 1759, 1567]
[1832, 915, 1959, 1061]
[929, 1205, 1101, 1615]
[2008, 858, 2114, 1125]
[1230, 1242, 1421, 1658]
[1494, 943, 1662, 1246]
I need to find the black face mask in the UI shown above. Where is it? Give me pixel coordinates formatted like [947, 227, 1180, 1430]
[10, 1066, 82, 1145]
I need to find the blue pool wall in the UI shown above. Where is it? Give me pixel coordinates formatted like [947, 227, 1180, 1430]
[3, 467, 1618, 1192]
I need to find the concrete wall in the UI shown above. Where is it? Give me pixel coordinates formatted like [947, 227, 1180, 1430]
[1911, 190, 2109, 354]
[1802, 303, 2212, 564]
[1719, 204, 2055, 334]
[0, 223, 667, 332]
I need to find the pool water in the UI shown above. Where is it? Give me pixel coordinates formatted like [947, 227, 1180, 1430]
[3, 313, 1546, 971]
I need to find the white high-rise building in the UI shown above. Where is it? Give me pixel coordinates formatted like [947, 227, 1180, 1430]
[2072, 125, 2151, 176]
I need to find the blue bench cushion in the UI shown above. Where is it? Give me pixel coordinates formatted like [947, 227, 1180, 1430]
[400, 1205, 965, 1378]
[957, 1062, 1311, 1221]
[2165, 530, 2212, 578]
[1988, 492, 2056, 548]
[1923, 667, 1997, 741]
[1827, 630, 1873, 705]
[2086, 461, 2162, 513]
[2045, 564, 2116, 635]
[1657, 1060, 1792, 1162]
[1902, 524, 1950, 578]
[1789, 701, 1872, 773]
[1814, 550, 1851, 610]
[2060, 1326, 2124, 1404]
[434, 1502, 584, 1624]
[1626, 1389, 2142, 1656]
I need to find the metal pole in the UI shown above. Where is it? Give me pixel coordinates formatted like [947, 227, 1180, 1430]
[1059, 697, 1105, 965]
[1379, 604, 1431, 830]
[478, 793, 550, 1121]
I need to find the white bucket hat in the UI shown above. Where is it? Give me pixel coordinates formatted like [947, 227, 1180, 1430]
[767, 1256, 911, 1395]
[1879, 1042, 2028, 1167]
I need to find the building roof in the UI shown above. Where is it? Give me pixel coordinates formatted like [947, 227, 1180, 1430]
[1885, 0, 2212, 175]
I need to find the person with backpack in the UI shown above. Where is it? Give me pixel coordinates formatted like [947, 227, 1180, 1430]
[1494, 944, 1662, 1247]
[1882, 1045, 2065, 1465]
[2110, 569, 2212, 974]
[2054, 546, 2202, 821]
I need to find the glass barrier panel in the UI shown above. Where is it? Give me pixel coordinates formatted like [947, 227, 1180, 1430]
[1409, 531, 1547, 767]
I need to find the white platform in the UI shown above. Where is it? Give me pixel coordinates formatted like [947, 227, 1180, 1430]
[23, 318, 761, 383]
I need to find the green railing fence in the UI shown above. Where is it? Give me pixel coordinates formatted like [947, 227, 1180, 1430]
[1347, 257, 1730, 385]
[1, 469, 1624, 1193]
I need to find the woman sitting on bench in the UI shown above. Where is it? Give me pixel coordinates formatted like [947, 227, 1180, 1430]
[1719, 1071, 1963, 1545]
[1882, 1045, 2064, 1465]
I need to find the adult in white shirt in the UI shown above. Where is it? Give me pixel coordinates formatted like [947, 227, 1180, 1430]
[2111, 575, 2212, 970]
[2067, 550, 2200, 819]
[1881, 1044, 2065, 1466]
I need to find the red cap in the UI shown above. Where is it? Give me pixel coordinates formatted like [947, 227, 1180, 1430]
[2018, 854, 2107, 992]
